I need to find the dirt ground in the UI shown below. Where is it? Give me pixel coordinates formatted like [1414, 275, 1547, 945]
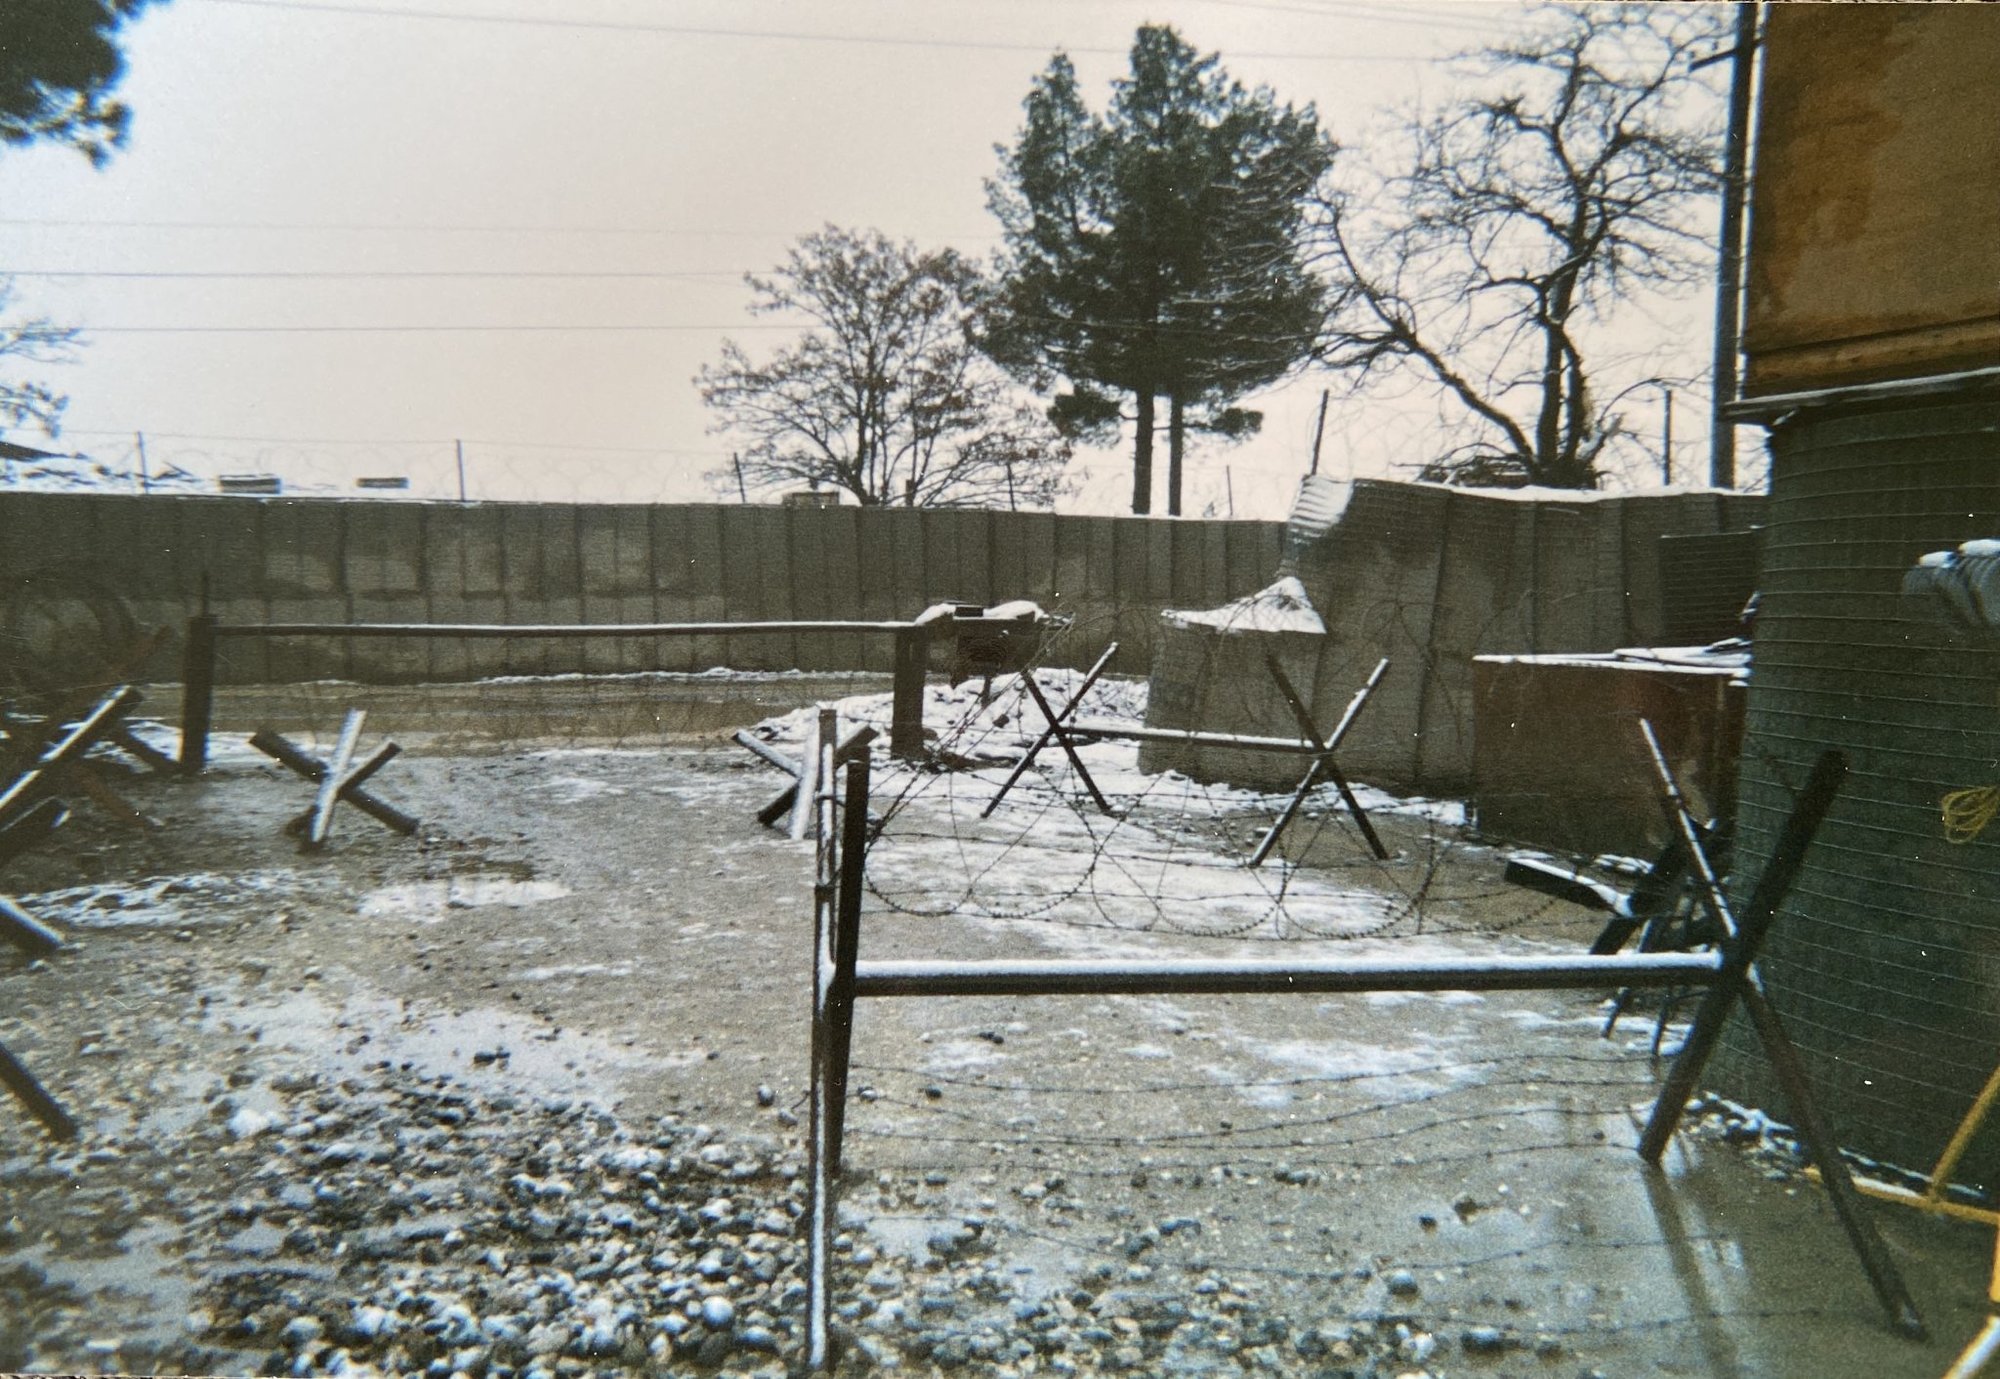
[0, 673, 1991, 1379]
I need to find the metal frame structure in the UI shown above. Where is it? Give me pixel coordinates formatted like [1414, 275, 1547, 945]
[177, 613, 937, 773]
[799, 726, 1922, 1371]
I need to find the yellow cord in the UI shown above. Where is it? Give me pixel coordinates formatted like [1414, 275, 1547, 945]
[1943, 786, 2000, 844]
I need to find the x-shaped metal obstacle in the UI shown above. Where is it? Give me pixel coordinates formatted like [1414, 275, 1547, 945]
[979, 643, 1120, 819]
[1629, 718, 1925, 1340]
[979, 651, 1391, 870]
[250, 709, 418, 848]
[798, 715, 1923, 1372]
[1249, 655, 1390, 866]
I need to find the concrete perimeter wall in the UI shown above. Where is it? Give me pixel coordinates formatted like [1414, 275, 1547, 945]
[0, 493, 1282, 686]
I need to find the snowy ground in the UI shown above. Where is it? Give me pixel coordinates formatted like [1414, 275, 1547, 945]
[0, 672, 1989, 1379]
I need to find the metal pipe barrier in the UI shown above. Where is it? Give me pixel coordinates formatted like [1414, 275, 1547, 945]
[800, 738, 1921, 1371]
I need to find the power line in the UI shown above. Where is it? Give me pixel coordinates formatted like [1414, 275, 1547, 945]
[1184, 0, 1516, 35]
[2, 268, 746, 281]
[59, 425, 730, 456]
[191, 0, 1441, 62]
[76, 322, 799, 333]
[0, 216, 986, 239]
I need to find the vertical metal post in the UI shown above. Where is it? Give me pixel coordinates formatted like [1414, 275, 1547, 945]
[890, 624, 928, 761]
[1709, 1, 1758, 489]
[826, 752, 870, 1176]
[805, 708, 841, 1374]
[179, 613, 218, 775]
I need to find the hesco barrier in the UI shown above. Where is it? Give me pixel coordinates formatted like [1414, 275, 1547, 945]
[0, 495, 1282, 687]
[1712, 396, 2000, 1185]
[1143, 479, 1767, 794]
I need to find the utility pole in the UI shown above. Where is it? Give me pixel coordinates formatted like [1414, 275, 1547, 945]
[1307, 389, 1329, 477]
[732, 452, 749, 504]
[1005, 457, 1016, 511]
[1225, 465, 1235, 518]
[1709, 2, 1759, 489]
[135, 431, 150, 494]
[1661, 386, 1675, 487]
[455, 438, 467, 502]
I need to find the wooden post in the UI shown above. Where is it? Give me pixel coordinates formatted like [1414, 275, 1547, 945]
[890, 624, 928, 760]
[179, 613, 218, 775]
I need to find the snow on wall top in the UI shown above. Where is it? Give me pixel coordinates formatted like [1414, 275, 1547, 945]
[1163, 575, 1326, 636]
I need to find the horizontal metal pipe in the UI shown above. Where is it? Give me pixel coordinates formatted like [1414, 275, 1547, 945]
[852, 951, 1723, 998]
[214, 620, 917, 639]
[1066, 720, 1322, 755]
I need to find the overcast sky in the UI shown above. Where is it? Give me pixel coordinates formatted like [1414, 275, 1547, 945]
[0, 0, 1723, 514]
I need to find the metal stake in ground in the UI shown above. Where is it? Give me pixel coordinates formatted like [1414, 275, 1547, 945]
[1632, 723, 1925, 1340]
[984, 644, 1120, 819]
[1249, 657, 1390, 867]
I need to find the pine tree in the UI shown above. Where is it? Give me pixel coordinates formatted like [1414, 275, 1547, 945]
[983, 26, 1333, 515]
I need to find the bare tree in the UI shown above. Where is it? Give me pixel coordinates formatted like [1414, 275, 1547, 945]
[0, 281, 80, 440]
[699, 227, 1072, 509]
[1312, 4, 1726, 489]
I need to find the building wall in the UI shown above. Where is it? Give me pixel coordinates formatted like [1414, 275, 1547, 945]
[0, 493, 1283, 686]
[1744, 6, 2000, 394]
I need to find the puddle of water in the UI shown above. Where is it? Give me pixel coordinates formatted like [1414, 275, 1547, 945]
[359, 876, 570, 921]
[209, 985, 668, 1103]
[16, 1218, 196, 1352]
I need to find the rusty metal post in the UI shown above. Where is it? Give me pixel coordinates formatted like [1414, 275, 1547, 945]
[179, 613, 218, 775]
[889, 624, 928, 761]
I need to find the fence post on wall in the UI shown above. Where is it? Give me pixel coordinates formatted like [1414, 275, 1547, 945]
[890, 624, 929, 760]
[179, 613, 218, 775]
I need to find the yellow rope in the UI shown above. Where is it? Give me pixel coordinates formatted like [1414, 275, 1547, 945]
[1943, 787, 2000, 844]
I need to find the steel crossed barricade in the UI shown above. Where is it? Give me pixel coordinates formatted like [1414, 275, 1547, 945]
[797, 716, 1916, 1372]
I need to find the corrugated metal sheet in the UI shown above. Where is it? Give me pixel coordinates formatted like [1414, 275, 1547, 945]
[1276, 475, 1353, 576]
[1714, 396, 2000, 1187]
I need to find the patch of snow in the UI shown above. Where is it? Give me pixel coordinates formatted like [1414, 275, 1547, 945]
[1164, 576, 1325, 636]
[528, 773, 625, 802]
[34, 871, 302, 928]
[359, 877, 570, 921]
